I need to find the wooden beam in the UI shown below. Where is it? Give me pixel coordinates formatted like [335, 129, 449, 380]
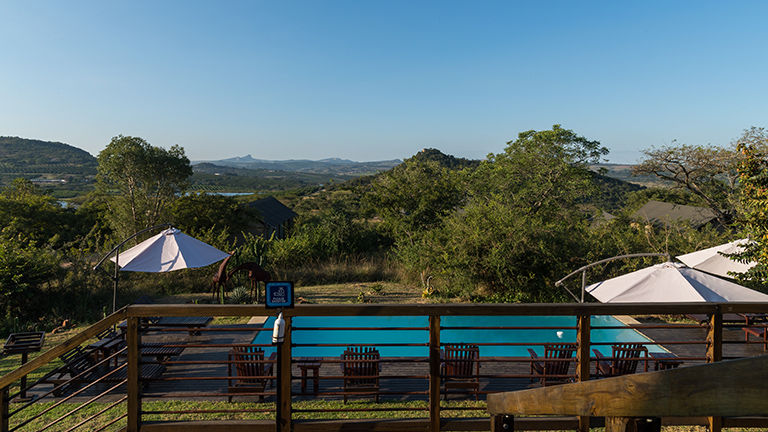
[487, 355, 768, 418]
[576, 314, 591, 432]
[0, 387, 8, 432]
[126, 316, 141, 432]
[707, 311, 723, 432]
[429, 316, 440, 432]
[278, 316, 292, 432]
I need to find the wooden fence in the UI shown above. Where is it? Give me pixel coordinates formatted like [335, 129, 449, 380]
[0, 302, 767, 432]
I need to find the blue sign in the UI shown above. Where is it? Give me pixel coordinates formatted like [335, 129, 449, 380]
[265, 281, 294, 308]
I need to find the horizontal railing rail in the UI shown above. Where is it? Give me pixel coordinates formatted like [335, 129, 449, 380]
[1, 302, 768, 432]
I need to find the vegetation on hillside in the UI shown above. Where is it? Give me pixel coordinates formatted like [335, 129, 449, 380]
[0, 126, 763, 336]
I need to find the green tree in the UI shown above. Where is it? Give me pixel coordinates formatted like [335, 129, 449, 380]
[0, 178, 88, 247]
[406, 125, 608, 301]
[733, 138, 768, 285]
[97, 135, 192, 240]
[633, 143, 739, 225]
[0, 234, 59, 329]
[168, 192, 249, 235]
[366, 156, 463, 240]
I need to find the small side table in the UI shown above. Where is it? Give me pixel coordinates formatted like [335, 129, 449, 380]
[649, 351, 683, 371]
[3, 332, 45, 401]
[297, 357, 322, 395]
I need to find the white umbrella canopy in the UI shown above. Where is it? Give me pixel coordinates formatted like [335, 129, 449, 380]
[676, 239, 756, 279]
[110, 227, 230, 272]
[585, 261, 768, 303]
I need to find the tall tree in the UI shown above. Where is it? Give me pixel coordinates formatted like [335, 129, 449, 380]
[97, 135, 192, 240]
[366, 156, 464, 241]
[733, 137, 768, 285]
[405, 125, 608, 301]
[633, 143, 739, 225]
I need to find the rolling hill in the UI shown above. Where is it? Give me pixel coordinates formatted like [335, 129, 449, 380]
[0, 136, 97, 176]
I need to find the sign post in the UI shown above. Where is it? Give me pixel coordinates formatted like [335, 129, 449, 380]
[267, 282, 294, 432]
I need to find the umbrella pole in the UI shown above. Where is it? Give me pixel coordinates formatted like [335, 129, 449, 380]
[113, 250, 119, 314]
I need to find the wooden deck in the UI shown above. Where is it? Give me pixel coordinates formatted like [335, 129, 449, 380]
[22, 319, 765, 404]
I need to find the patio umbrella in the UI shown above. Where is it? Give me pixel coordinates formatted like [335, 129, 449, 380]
[585, 261, 768, 303]
[676, 239, 756, 279]
[96, 226, 230, 312]
[109, 227, 230, 272]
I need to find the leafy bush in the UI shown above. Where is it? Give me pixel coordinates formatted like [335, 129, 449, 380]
[228, 286, 252, 304]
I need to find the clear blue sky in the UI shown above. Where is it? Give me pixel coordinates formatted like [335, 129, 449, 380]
[1, 1, 767, 163]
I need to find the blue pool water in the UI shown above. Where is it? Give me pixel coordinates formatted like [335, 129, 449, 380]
[253, 315, 663, 357]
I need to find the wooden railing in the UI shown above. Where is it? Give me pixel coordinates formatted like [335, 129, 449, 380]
[1, 302, 767, 432]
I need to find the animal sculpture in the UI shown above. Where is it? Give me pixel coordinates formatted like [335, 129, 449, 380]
[211, 252, 235, 303]
[228, 262, 271, 304]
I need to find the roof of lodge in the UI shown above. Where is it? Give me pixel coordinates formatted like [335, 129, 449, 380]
[632, 200, 718, 228]
[247, 196, 297, 228]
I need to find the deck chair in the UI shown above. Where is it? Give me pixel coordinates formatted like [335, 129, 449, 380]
[227, 346, 276, 402]
[742, 326, 768, 351]
[48, 346, 101, 396]
[528, 343, 577, 386]
[441, 343, 480, 400]
[593, 343, 648, 377]
[88, 328, 126, 367]
[341, 346, 381, 403]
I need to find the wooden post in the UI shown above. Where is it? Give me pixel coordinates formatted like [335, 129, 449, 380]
[0, 387, 9, 432]
[706, 309, 722, 432]
[278, 316, 292, 432]
[577, 314, 591, 432]
[429, 315, 441, 432]
[491, 414, 514, 431]
[126, 316, 141, 432]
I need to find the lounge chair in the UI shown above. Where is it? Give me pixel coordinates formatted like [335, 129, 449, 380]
[140, 342, 185, 362]
[593, 343, 648, 377]
[341, 346, 380, 403]
[528, 343, 577, 386]
[227, 346, 276, 402]
[47, 345, 165, 395]
[742, 326, 768, 351]
[441, 343, 480, 400]
[685, 313, 750, 325]
[88, 328, 126, 367]
[47, 346, 102, 396]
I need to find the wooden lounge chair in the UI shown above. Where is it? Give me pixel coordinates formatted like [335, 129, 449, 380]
[341, 346, 381, 403]
[88, 328, 126, 367]
[228, 346, 276, 402]
[685, 313, 749, 325]
[742, 326, 768, 351]
[528, 343, 577, 386]
[593, 343, 648, 377]
[140, 342, 185, 362]
[441, 343, 480, 400]
[48, 346, 102, 396]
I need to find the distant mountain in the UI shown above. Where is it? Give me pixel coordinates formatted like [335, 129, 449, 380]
[195, 155, 401, 175]
[0, 136, 97, 176]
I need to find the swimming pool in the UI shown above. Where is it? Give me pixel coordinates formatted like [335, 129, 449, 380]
[253, 315, 663, 357]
